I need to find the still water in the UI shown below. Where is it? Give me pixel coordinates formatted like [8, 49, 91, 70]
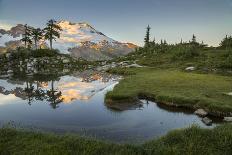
[0, 71, 218, 143]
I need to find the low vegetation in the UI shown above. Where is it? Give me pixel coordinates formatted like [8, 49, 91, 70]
[112, 27, 232, 73]
[0, 48, 95, 75]
[1, 24, 232, 154]
[106, 26, 232, 117]
[1, 124, 232, 155]
[106, 68, 232, 116]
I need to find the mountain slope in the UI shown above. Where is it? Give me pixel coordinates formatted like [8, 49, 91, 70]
[0, 21, 137, 60]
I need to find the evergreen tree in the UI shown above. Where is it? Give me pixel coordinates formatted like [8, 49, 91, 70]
[21, 24, 32, 48]
[152, 36, 156, 43]
[144, 25, 151, 47]
[31, 28, 43, 49]
[192, 34, 196, 43]
[44, 19, 62, 49]
[161, 39, 163, 45]
[220, 35, 232, 49]
[164, 40, 167, 45]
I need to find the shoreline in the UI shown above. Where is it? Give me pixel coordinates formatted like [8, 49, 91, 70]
[106, 93, 231, 118]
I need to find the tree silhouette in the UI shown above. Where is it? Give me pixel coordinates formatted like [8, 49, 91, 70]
[31, 28, 43, 49]
[21, 24, 32, 48]
[161, 39, 163, 45]
[44, 19, 62, 50]
[144, 25, 151, 47]
[46, 80, 63, 109]
[192, 34, 197, 43]
[24, 81, 34, 105]
[220, 35, 232, 50]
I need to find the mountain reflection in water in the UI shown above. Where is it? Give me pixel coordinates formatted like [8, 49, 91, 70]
[0, 71, 119, 108]
[0, 70, 220, 143]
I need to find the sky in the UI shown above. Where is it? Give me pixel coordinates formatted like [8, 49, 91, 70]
[0, 0, 232, 46]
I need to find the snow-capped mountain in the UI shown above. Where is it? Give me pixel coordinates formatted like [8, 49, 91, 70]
[0, 21, 137, 60]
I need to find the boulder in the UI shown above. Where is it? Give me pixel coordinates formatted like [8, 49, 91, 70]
[194, 109, 208, 117]
[126, 64, 143, 68]
[7, 70, 13, 74]
[223, 117, 232, 122]
[62, 59, 70, 63]
[101, 61, 106, 65]
[0, 74, 9, 78]
[202, 117, 212, 126]
[185, 66, 195, 71]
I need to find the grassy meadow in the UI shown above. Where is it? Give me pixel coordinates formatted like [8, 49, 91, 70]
[106, 68, 232, 116]
[1, 124, 232, 155]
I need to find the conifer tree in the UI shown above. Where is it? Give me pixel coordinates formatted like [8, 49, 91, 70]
[21, 24, 32, 48]
[44, 19, 62, 49]
[164, 40, 167, 45]
[192, 34, 196, 43]
[161, 39, 163, 45]
[220, 35, 232, 49]
[144, 25, 151, 47]
[31, 28, 43, 49]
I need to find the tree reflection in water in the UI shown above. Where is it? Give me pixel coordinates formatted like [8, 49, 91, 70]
[1, 73, 64, 109]
[24, 81, 35, 105]
[46, 80, 63, 109]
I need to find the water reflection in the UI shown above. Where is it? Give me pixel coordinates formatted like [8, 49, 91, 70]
[0, 71, 119, 108]
[0, 76, 61, 108]
[0, 70, 223, 143]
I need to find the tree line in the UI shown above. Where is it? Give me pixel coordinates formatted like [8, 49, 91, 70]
[144, 25, 231, 49]
[21, 19, 62, 50]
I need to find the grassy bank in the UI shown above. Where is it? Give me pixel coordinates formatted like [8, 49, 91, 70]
[1, 124, 232, 155]
[106, 68, 232, 116]
[111, 47, 232, 75]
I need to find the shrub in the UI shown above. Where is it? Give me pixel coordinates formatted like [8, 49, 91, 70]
[220, 51, 232, 69]
[172, 45, 200, 60]
[30, 49, 60, 58]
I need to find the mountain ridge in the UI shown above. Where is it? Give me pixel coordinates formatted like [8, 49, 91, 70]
[0, 20, 137, 60]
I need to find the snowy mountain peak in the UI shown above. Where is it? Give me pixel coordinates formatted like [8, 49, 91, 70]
[0, 20, 137, 60]
[55, 20, 114, 49]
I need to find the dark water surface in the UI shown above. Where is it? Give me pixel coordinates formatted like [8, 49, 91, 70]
[0, 71, 219, 143]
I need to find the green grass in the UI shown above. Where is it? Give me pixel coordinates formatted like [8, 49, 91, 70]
[112, 48, 232, 73]
[106, 68, 232, 115]
[1, 124, 232, 155]
[144, 124, 232, 155]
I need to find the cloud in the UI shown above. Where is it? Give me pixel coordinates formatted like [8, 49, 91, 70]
[0, 94, 19, 106]
[0, 21, 12, 30]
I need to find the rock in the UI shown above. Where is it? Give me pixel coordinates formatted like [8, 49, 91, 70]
[101, 61, 107, 65]
[6, 53, 10, 58]
[185, 66, 195, 71]
[19, 61, 23, 66]
[0, 74, 9, 78]
[126, 64, 143, 68]
[62, 59, 70, 63]
[223, 117, 232, 122]
[194, 109, 208, 117]
[63, 69, 70, 73]
[7, 70, 13, 74]
[202, 117, 212, 126]
[96, 66, 104, 71]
